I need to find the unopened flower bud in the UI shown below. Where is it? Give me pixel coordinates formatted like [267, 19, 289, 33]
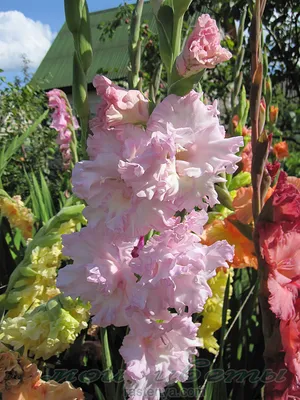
[269, 105, 279, 125]
[259, 98, 266, 135]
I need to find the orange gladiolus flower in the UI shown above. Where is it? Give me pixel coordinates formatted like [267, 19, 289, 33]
[201, 217, 257, 269]
[232, 114, 239, 128]
[0, 344, 84, 400]
[273, 141, 289, 160]
[3, 380, 84, 400]
[233, 186, 274, 225]
[241, 142, 252, 172]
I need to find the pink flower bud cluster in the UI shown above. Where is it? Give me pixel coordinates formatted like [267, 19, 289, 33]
[47, 89, 79, 170]
[57, 74, 242, 399]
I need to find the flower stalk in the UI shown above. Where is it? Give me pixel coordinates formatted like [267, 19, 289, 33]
[249, 2, 287, 397]
[250, 0, 266, 222]
[100, 327, 115, 399]
[228, 7, 247, 136]
[128, 0, 144, 89]
[64, 0, 93, 153]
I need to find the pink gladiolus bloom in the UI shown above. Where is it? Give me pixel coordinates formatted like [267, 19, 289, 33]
[81, 194, 177, 239]
[57, 225, 137, 327]
[120, 312, 201, 400]
[47, 89, 78, 170]
[47, 89, 69, 131]
[176, 14, 232, 77]
[91, 75, 149, 129]
[72, 124, 177, 238]
[119, 91, 243, 211]
[129, 210, 234, 317]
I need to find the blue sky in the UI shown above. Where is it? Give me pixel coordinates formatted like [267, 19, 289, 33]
[0, 0, 135, 83]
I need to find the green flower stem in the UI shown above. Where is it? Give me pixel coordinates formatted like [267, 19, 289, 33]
[149, 63, 163, 104]
[250, 0, 265, 222]
[192, 355, 200, 399]
[70, 128, 79, 164]
[172, 13, 183, 63]
[80, 116, 89, 159]
[129, 0, 144, 89]
[229, 7, 247, 135]
[176, 381, 185, 399]
[64, 0, 92, 156]
[116, 357, 125, 400]
[100, 327, 115, 399]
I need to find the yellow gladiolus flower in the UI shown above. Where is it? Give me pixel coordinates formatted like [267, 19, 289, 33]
[0, 195, 34, 239]
[198, 268, 233, 354]
[6, 221, 77, 318]
[0, 296, 90, 360]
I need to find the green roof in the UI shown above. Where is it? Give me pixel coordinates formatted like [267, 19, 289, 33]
[32, 3, 154, 90]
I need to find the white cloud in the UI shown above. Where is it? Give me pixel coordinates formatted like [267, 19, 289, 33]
[0, 11, 56, 72]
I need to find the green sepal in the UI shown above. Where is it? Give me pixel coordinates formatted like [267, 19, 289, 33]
[156, 5, 174, 72]
[173, 0, 192, 17]
[19, 266, 38, 278]
[215, 185, 234, 211]
[168, 69, 205, 96]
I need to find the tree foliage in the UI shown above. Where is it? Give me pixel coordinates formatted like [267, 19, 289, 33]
[0, 65, 64, 200]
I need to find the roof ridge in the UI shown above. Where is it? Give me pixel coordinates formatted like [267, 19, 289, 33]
[88, 1, 151, 16]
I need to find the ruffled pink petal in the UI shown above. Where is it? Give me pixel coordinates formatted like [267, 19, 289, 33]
[92, 75, 149, 129]
[120, 313, 201, 399]
[176, 14, 232, 77]
[121, 91, 243, 211]
[57, 226, 137, 327]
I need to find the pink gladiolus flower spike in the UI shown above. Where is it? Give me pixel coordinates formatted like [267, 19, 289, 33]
[47, 89, 79, 170]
